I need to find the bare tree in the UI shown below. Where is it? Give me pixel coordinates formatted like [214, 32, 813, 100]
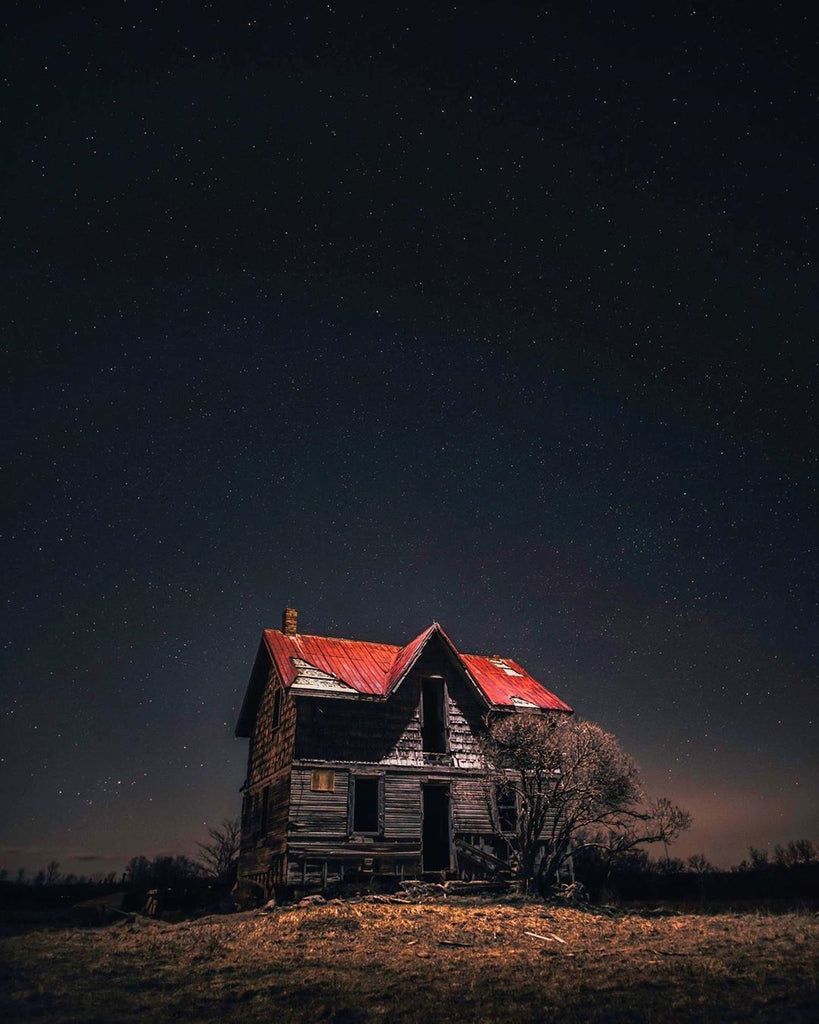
[774, 839, 817, 868]
[197, 818, 241, 882]
[748, 846, 770, 869]
[124, 854, 203, 888]
[687, 853, 712, 875]
[483, 714, 691, 892]
[791, 839, 817, 864]
[655, 856, 686, 875]
[687, 852, 712, 901]
[125, 855, 151, 885]
[149, 855, 203, 886]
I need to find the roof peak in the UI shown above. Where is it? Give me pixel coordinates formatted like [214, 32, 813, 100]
[266, 627, 400, 647]
[266, 621, 446, 648]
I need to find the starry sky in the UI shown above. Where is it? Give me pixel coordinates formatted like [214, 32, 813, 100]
[2, 2, 816, 875]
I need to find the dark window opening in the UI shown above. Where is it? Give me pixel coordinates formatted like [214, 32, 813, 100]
[421, 678, 447, 752]
[353, 776, 380, 833]
[271, 687, 282, 730]
[248, 792, 261, 842]
[496, 784, 517, 833]
[260, 785, 270, 835]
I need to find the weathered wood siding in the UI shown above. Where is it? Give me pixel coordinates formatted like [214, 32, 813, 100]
[293, 682, 420, 765]
[384, 772, 422, 839]
[414, 642, 488, 769]
[293, 642, 489, 770]
[287, 766, 426, 841]
[239, 658, 297, 885]
[285, 765, 425, 885]
[451, 776, 494, 832]
[285, 769, 500, 836]
[288, 765, 350, 838]
[246, 665, 296, 786]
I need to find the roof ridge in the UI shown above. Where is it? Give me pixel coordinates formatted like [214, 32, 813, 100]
[265, 628, 402, 649]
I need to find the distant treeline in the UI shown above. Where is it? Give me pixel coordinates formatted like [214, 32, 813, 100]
[0, 854, 204, 890]
[0, 820, 239, 906]
[574, 839, 819, 902]
[3, 838, 817, 906]
[0, 855, 219, 912]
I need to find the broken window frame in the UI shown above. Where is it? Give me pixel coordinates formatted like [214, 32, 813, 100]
[310, 768, 335, 792]
[259, 784, 271, 835]
[494, 781, 518, 834]
[270, 686, 282, 731]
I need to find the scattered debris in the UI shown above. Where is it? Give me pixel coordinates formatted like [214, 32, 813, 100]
[550, 882, 587, 905]
[356, 894, 413, 904]
[400, 882, 448, 898]
[72, 892, 133, 926]
[525, 931, 567, 944]
[443, 880, 512, 896]
[398, 879, 511, 900]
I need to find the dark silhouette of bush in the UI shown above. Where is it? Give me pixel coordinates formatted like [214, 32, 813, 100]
[573, 839, 819, 903]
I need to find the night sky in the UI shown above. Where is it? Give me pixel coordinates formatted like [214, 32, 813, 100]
[2, 2, 816, 876]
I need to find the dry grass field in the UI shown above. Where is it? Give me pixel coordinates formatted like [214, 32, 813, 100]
[1, 899, 817, 1023]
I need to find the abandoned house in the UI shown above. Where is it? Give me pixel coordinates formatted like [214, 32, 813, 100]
[235, 609, 573, 893]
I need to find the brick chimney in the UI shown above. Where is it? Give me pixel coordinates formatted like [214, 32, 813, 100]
[282, 607, 298, 635]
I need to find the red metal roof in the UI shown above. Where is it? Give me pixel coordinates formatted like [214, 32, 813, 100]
[460, 653, 571, 710]
[261, 622, 572, 712]
[383, 623, 438, 692]
[264, 630, 399, 695]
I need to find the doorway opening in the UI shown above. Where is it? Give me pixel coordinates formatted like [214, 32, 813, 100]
[422, 785, 451, 872]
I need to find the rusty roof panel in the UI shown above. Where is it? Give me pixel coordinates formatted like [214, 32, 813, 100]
[264, 630, 397, 695]
[460, 653, 572, 711]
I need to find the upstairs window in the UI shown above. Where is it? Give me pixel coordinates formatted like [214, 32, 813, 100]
[271, 687, 282, 730]
[421, 677, 448, 752]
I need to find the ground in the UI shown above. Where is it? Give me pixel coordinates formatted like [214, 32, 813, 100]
[1, 900, 817, 1022]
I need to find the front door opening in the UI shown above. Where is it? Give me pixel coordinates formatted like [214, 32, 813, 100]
[422, 785, 451, 872]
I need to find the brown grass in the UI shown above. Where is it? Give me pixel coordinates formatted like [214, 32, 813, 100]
[2, 900, 817, 1022]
